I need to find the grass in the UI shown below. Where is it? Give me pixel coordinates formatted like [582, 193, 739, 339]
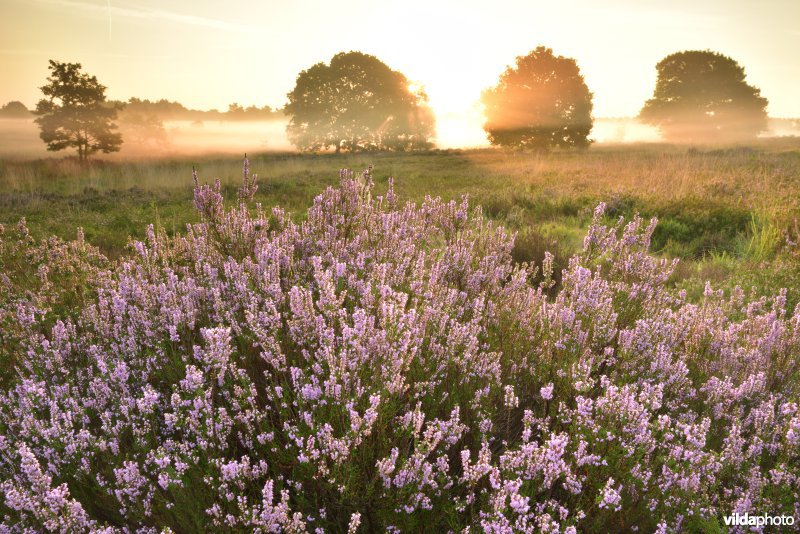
[2, 140, 800, 305]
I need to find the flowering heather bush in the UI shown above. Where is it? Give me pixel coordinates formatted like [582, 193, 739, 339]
[1, 160, 798, 532]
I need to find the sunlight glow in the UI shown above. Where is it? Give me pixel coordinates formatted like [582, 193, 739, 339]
[433, 108, 488, 149]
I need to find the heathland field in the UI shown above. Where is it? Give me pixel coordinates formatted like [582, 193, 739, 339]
[6, 0, 800, 528]
[3, 141, 800, 531]
[3, 140, 800, 305]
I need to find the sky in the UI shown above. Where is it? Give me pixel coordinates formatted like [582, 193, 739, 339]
[1, 0, 799, 147]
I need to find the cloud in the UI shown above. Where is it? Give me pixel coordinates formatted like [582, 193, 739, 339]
[29, 0, 256, 33]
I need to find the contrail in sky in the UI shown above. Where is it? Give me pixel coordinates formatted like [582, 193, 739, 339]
[30, 0, 256, 33]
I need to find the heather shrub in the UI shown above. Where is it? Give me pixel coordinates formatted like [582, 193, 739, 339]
[0, 161, 798, 532]
[0, 221, 110, 387]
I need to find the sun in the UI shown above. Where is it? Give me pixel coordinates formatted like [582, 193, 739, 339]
[424, 83, 491, 149]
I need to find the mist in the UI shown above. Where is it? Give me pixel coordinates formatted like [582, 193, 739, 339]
[0, 117, 291, 160]
[1, 116, 799, 159]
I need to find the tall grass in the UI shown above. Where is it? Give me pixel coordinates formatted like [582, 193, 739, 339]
[1, 141, 799, 281]
[738, 214, 783, 262]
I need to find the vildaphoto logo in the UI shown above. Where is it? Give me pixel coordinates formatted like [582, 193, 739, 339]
[723, 513, 795, 527]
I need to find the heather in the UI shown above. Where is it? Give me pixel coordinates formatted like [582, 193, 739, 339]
[0, 162, 799, 532]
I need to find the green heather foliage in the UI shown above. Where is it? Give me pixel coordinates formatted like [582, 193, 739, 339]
[0, 161, 798, 532]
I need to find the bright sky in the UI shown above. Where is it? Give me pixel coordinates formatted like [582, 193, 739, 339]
[1, 0, 799, 147]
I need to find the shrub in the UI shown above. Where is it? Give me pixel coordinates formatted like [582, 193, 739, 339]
[649, 200, 752, 257]
[0, 161, 798, 532]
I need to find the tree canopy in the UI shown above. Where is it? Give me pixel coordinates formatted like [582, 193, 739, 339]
[482, 46, 593, 150]
[35, 60, 122, 161]
[285, 51, 435, 152]
[640, 50, 768, 143]
[0, 101, 31, 118]
[117, 106, 167, 147]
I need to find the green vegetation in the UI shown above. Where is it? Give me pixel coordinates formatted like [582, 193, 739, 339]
[2, 141, 799, 305]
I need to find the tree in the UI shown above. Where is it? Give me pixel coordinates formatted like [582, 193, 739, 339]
[227, 103, 245, 116]
[640, 50, 768, 143]
[482, 46, 593, 150]
[285, 51, 435, 152]
[0, 101, 32, 118]
[117, 103, 167, 148]
[35, 60, 122, 161]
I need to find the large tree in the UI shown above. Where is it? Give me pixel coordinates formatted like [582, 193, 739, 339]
[482, 46, 593, 150]
[640, 50, 768, 142]
[285, 51, 435, 152]
[35, 60, 122, 161]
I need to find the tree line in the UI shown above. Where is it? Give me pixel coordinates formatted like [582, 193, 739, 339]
[1, 96, 281, 121]
[24, 47, 770, 160]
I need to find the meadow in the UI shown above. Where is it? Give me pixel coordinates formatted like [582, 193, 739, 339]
[3, 139, 800, 304]
[2, 141, 800, 531]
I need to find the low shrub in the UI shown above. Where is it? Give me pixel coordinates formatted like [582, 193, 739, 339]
[649, 199, 752, 257]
